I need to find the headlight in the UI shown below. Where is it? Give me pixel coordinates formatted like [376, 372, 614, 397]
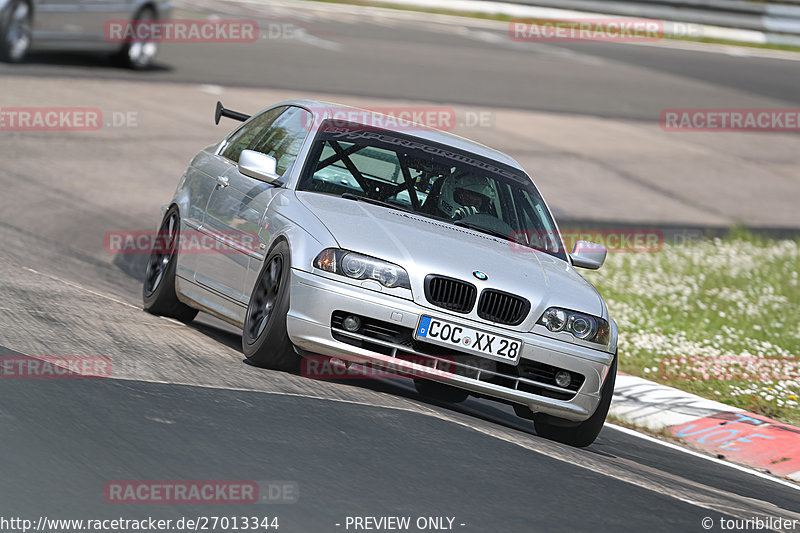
[314, 248, 411, 290]
[538, 307, 609, 345]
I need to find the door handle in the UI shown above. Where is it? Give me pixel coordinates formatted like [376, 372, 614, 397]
[216, 176, 229, 188]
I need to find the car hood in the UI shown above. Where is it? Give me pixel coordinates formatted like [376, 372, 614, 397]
[296, 192, 604, 328]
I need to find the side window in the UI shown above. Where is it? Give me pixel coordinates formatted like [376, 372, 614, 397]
[247, 106, 313, 176]
[220, 106, 287, 163]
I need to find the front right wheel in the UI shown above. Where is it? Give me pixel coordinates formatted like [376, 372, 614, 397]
[142, 206, 198, 324]
[533, 354, 617, 448]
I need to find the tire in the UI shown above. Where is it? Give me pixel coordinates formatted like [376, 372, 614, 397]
[533, 354, 617, 448]
[414, 379, 469, 404]
[0, 0, 32, 63]
[114, 7, 158, 70]
[142, 207, 198, 324]
[242, 241, 300, 371]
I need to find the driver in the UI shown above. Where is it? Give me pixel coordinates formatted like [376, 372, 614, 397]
[437, 174, 494, 220]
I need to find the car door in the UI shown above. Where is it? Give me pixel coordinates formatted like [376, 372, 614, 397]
[78, 0, 134, 41]
[34, 0, 84, 38]
[35, 0, 126, 40]
[239, 106, 315, 296]
[195, 105, 312, 306]
[174, 147, 231, 281]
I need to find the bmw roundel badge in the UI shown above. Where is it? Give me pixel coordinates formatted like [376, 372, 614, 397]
[473, 271, 488, 281]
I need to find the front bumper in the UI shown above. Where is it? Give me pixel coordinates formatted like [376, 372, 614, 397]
[286, 269, 614, 422]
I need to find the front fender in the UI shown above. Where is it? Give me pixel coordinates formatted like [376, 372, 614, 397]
[609, 317, 619, 355]
[242, 198, 338, 298]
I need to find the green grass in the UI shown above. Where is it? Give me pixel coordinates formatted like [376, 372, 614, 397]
[306, 0, 800, 53]
[581, 230, 800, 426]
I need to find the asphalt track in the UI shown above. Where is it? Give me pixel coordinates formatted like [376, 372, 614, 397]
[1, 1, 800, 531]
[6, 0, 800, 121]
[2, 0, 798, 228]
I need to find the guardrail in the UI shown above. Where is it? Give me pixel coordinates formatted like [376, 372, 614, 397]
[509, 0, 800, 41]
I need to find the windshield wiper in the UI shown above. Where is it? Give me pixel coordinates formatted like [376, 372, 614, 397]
[341, 193, 412, 213]
[453, 221, 556, 253]
[453, 220, 512, 242]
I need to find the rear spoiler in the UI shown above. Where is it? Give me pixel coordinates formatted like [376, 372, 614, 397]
[215, 101, 251, 124]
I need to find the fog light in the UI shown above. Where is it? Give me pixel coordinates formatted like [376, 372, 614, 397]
[555, 371, 572, 388]
[342, 315, 361, 332]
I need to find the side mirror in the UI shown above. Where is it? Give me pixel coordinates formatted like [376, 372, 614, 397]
[570, 240, 607, 270]
[239, 150, 282, 185]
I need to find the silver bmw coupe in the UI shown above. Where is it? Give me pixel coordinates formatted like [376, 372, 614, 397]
[143, 100, 618, 447]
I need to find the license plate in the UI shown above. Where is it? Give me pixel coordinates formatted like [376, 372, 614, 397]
[415, 315, 522, 364]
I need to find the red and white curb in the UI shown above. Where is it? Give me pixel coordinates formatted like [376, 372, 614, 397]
[610, 375, 800, 482]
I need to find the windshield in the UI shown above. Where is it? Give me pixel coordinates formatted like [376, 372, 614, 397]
[297, 121, 566, 260]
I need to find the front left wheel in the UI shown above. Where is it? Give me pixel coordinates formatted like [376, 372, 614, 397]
[142, 207, 198, 324]
[114, 7, 158, 69]
[242, 241, 300, 371]
[533, 354, 617, 448]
